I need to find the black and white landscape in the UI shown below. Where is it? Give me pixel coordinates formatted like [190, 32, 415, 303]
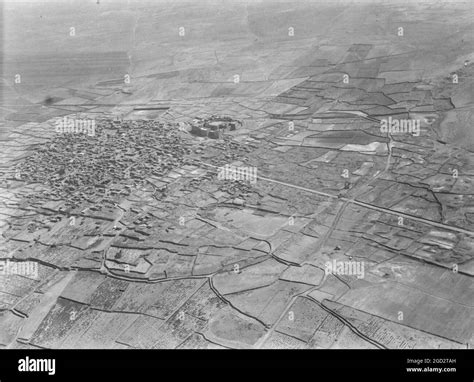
[1, 0, 473, 351]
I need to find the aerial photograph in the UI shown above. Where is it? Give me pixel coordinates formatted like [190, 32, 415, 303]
[0, 0, 473, 376]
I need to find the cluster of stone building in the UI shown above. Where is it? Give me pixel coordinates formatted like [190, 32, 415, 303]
[190, 115, 242, 139]
[14, 119, 192, 210]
